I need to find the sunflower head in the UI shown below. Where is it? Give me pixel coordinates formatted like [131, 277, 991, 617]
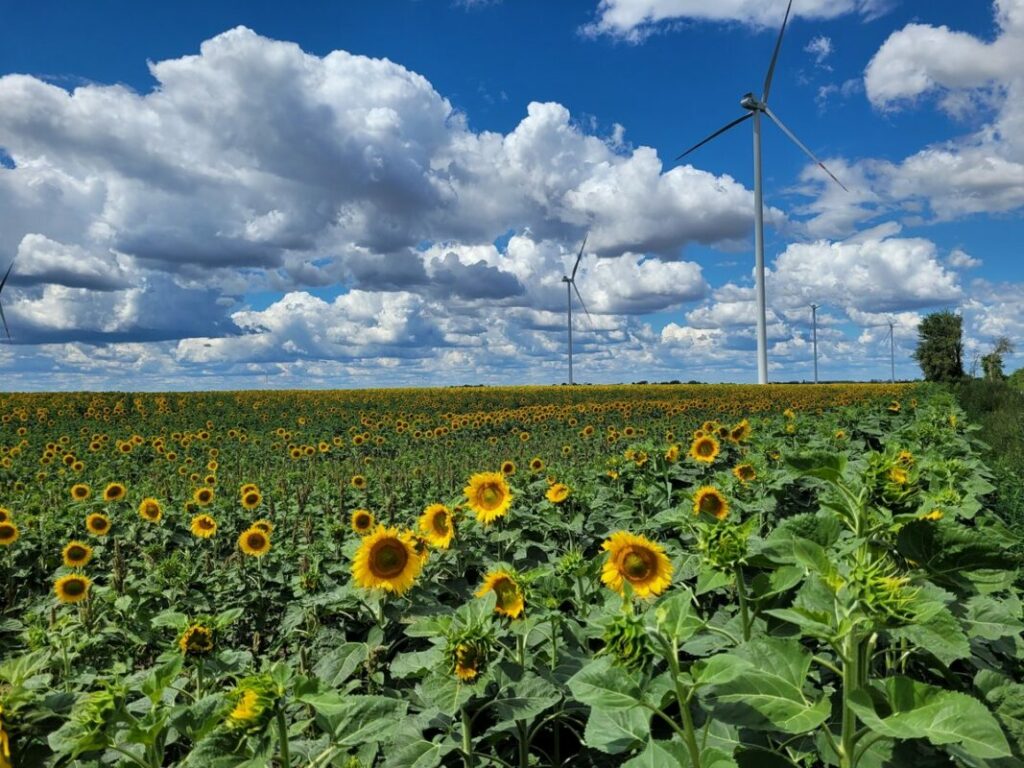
[0, 507, 10, 524]
[464, 472, 513, 524]
[693, 486, 730, 520]
[665, 444, 681, 463]
[139, 498, 162, 523]
[500, 460, 516, 476]
[352, 526, 424, 595]
[452, 641, 488, 681]
[351, 475, 367, 490]
[225, 676, 276, 731]
[103, 482, 126, 502]
[601, 531, 673, 599]
[351, 509, 375, 534]
[179, 624, 214, 655]
[241, 490, 262, 510]
[190, 514, 218, 538]
[240, 483, 259, 496]
[475, 570, 525, 619]
[0, 522, 19, 547]
[729, 419, 751, 443]
[529, 457, 544, 473]
[193, 487, 214, 506]
[62, 540, 93, 568]
[71, 483, 91, 501]
[238, 527, 271, 557]
[252, 519, 273, 534]
[418, 503, 454, 549]
[689, 435, 720, 464]
[732, 464, 757, 484]
[54, 573, 91, 604]
[545, 483, 570, 504]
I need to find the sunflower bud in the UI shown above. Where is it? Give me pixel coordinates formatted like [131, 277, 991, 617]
[600, 606, 652, 672]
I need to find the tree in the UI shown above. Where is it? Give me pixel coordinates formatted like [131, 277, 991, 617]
[981, 337, 1014, 381]
[913, 310, 965, 382]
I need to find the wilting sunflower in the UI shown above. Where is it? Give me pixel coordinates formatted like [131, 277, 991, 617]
[689, 435, 720, 464]
[85, 513, 111, 536]
[351, 475, 367, 490]
[464, 472, 513, 524]
[500, 460, 516, 476]
[179, 624, 214, 655]
[240, 490, 262, 510]
[252, 519, 273, 534]
[693, 486, 730, 520]
[138, 498, 162, 523]
[238, 527, 271, 557]
[0, 522, 19, 547]
[475, 570, 525, 618]
[54, 573, 91, 604]
[226, 688, 265, 729]
[193, 487, 214, 507]
[732, 464, 757, 484]
[418, 504, 454, 549]
[545, 483, 570, 504]
[190, 514, 217, 538]
[103, 482, 127, 502]
[351, 526, 424, 595]
[351, 509, 375, 534]
[600, 531, 673, 598]
[71, 483, 91, 501]
[529, 457, 544, 473]
[62, 540, 93, 568]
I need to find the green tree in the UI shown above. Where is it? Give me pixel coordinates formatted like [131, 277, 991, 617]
[913, 310, 965, 382]
[981, 337, 1014, 381]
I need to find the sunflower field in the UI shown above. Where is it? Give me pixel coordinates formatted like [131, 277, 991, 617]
[0, 383, 1022, 767]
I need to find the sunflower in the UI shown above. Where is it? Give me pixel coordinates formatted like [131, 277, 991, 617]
[545, 483, 570, 504]
[475, 570, 525, 618]
[62, 540, 93, 568]
[888, 400, 901, 413]
[103, 482, 126, 502]
[193, 487, 214, 506]
[54, 573, 91, 604]
[529, 457, 544, 473]
[729, 419, 751, 443]
[227, 688, 263, 728]
[665, 444, 680, 463]
[500, 460, 516, 476]
[351, 475, 367, 490]
[240, 490, 262, 510]
[351, 509, 375, 534]
[0, 507, 9, 524]
[71, 483, 91, 501]
[919, 509, 943, 521]
[238, 527, 271, 557]
[252, 519, 273, 534]
[888, 466, 909, 486]
[179, 624, 214, 655]
[688, 435, 720, 464]
[85, 513, 111, 536]
[240, 483, 259, 496]
[0, 522, 19, 547]
[732, 464, 757, 484]
[454, 643, 484, 681]
[693, 486, 729, 520]
[464, 472, 513, 524]
[190, 514, 217, 538]
[600, 531, 673, 598]
[418, 504, 454, 549]
[351, 526, 424, 595]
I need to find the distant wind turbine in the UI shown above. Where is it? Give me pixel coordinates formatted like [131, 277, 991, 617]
[0, 257, 15, 341]
[810, 303, 819, 383]
[866, 319, 896, 383]
[676, 0, 848, 385]
[562, 235, 593, 385]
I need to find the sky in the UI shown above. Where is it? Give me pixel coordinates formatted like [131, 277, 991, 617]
[1, 0, 1022, 390]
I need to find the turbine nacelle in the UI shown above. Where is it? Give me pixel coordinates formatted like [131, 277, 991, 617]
[740, 93, 762, 111]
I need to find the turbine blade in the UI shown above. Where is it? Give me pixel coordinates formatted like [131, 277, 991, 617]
[764, 106, 849, 191]
[0, 300, 9, 340]
[0, 259, 14, 293]
[571, 281, 594, 327]
[675, 113, 752, 161]
[571, 234, 588, 280]
[762, 0, 794, 102]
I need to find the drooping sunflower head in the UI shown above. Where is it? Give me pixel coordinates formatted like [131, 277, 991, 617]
[693, 486, 730, 520]
[138, 498, 162, 523]
[252, 519, 273, 534]
[729, 419, 751, 443]
[500, 460, 516, 476]
[464, 472, 512, 524]
[732, 464, 757, 484]
[0, 522, 19, 547]
[238, 527, 271, 557]
[190, 514, 218, 539]
[241, 490, 262, 510]
[452, 641, 488, 681]
[688, 435, 720, 464]
[418, 503, 454, 549]
[600, 531, 673, 599]
[888, 466, 909, 486]
[352, 526, 424, 595]
[62, 540, 93, 568]
[545, 483, 570, 504]
[71, 483, 91, 501]
[54, 573, 91, 604]
[225, 677, 275, 731]
[103, 482, 126, 502]
[82, 513, 110, 538]
[351, 509, 375, 534]
[193, 487, 214, 507]
[179, 624, 214, 656]
[475, 570, 525, 618]
[351, 475, 367, 490]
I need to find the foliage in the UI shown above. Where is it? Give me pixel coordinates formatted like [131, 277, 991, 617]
[981, 337, 1016, 381]
[913, 311, 966, 382]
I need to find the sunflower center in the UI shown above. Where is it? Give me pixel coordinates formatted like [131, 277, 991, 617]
[0, 525, 15, 541]
[370, 540, 408, 578]
[356, 514, 371, 529]
[700, 493, 723, 515]
[92, 518, 108, 531]
[67, 545, 88, 561]
[63, 579, 86, 597]
[479, 484, 503, 509]
[245, 493, 259, 505]
[697, 441, 714, 457]
[247, 532, 267, 550]
[622, 549, 653, 581]
[494, 577, 517, 607]
[432, 511, 450, 534]
[199, 517, 214, 530]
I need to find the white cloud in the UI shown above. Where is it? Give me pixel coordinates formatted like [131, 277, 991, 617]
[948, 248, 982, 269]
[805, 35, 834, 66]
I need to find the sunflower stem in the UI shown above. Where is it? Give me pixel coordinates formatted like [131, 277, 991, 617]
[461, 704, 474, 768]
[735, 564, 751, 641]
[276, 703, 291, 768]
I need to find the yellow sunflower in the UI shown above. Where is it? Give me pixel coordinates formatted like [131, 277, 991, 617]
[227, 689, 263, 728]
[138, 498, 162, 523]
[241, 490, 262, 510]
[729, 419, 751, 443]
[351, 526, 424, 595]
[351, 475, 367, 490]
[86, 513, 111, 536]
[54, 573, 91, 604]
[500, 460, 516, 476]
[71, 483, 91, 501]
[351, 509, 375, 534]
[62, 540, 93, 568]
[693, 486, 730, 520]
[732, 464, 757, 484]
[418, 504, 454, 549]
[0, 522, 19, 547]
[179, 624, 214, 655]
[529, 457, 544, 473]
[889, 466, 909, 485]
[240, 483, 259, 496]
[545, 483, 570, 504]
[238, 527, 271, 557]
[193, 487, 214, 506]
[600, 531, 673, 598]
[103, 482, 126, 502]
[190, 514, 217, 538]
[0, 507, 9, 524]
[252, 519, 273, 534]
[464, 472, 513, 524]
[454, 643, 483, 681]
[689, 435, 720, 464]
[665, 444, 681, 463]
[475, 570, 525, 618]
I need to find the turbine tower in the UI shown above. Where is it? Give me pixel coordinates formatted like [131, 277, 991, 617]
[0, 258, 15, 341]
[886, 319, 895, 383]
[562, 235, 592, 385]
[810, 303, 819, 383]
[676, 0, 847, 384]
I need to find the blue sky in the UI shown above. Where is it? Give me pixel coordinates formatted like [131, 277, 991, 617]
[0, 0, 1022, 388]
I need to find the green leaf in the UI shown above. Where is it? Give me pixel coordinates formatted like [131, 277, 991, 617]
[896, 521, 1018, 586]
[568, 657, 647, 711]
[654, 588, 703, 642]
[312, 642, 366, 687]
[784, 452, 847, 483]
[383, 739, 454, 768]
[298, 694, 407, 745]
[889, 605, 970, 666]
[964, 595, 1024, 640]
[492, 674, 561, 722]
[584, 707, 651, 754]
[621, 738, 691, 767]
[848, 677, 1011, 759]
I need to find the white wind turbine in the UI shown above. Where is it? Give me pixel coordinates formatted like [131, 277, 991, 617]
[562, 235, 593, 385]
[0, 257, 15, 342]
[865, 318, 896, 383]
[676, 0, 847, 385]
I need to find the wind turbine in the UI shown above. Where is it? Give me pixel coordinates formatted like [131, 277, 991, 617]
[866, 319, 896, 383]
[562, 235, 593, 385]
[810, 303, 819, 383]
[0, 257, 15, 342]
[676, 0, 847, 385]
